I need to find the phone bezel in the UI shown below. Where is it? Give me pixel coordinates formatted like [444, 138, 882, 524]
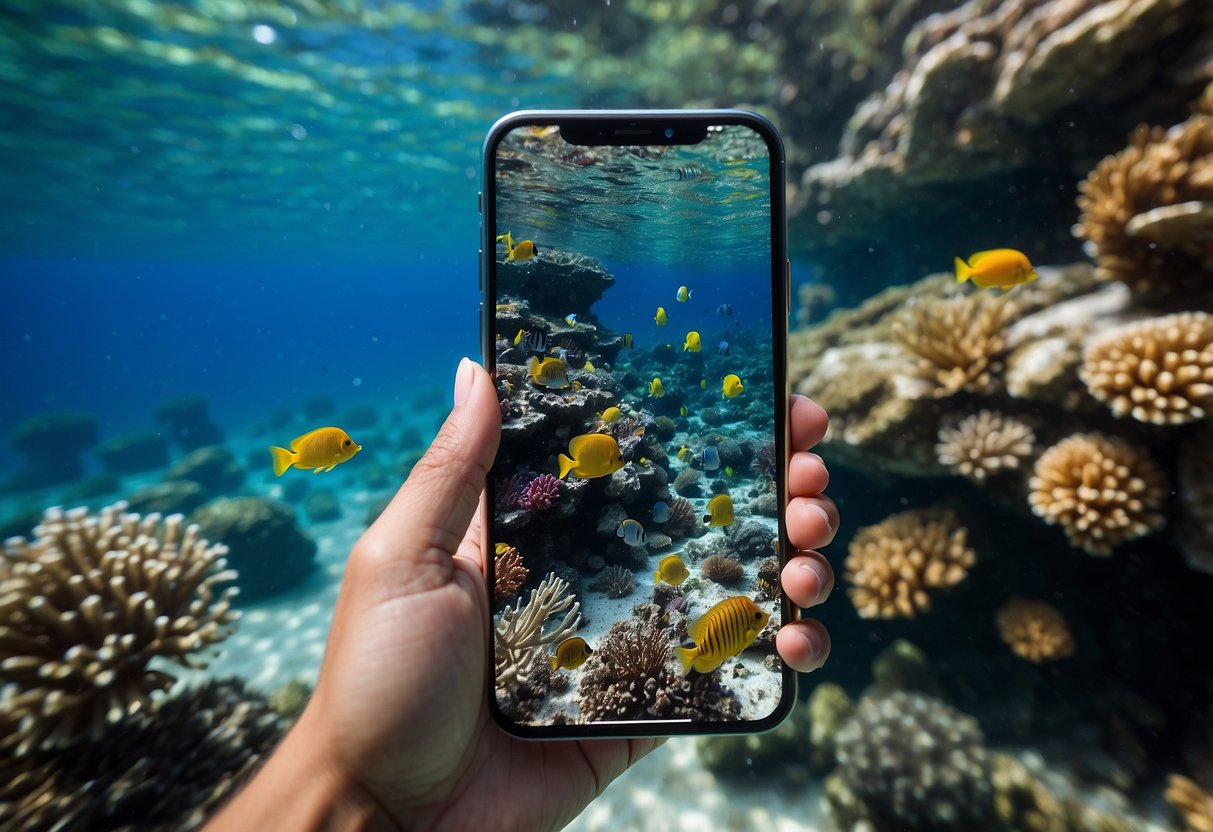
[480, 109, 793, 740]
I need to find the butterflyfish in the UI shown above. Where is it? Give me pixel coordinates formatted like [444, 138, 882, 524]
[617, 518, 648, 547]
[677, 446, 692, 462]
[558, 433, 625, 480]
[702, 446, 721, 471]
[518, 329, 549, 355]
[717, 340, 730, 355]
[652, 501, 670, 523]
[716, 303, 733, 315]
[675, 596, 770, 675]
[654, 554, 690, 587]
[564, 313, 578, 326]
[954, 248, 1038, 290]
[623, 333, 634, 348]
[550, 636, 593, 671]
[703, 494, 734, 527]
[683, 331, 701, 353]
[676, 285, 692, 302]
[676, 166, 703, 181]
[528, 355, 569, 389]
[655, 307, 668, 326]
[600, 406, 622, 423]
[648, 377, 665, 398]
[722, 374, 744, 398]
[270, 427, 361, 476]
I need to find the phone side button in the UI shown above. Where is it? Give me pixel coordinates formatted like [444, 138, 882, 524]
[478, 191, 483, 214]
[785, 259, 791, 315]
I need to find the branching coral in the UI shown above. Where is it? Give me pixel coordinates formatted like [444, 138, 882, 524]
[518, 473, 561, 511]
[936, 410, 1036, 482]
[0, 503, 239, 757]
[1166, 774, 1213, 832]
[493, 571, 580, 688]
[589, 564, 635, 599]
[892, 293, 1016, 397]
[1028, 433, 1167, 556]
[995, 598, 1076, 663]
[1080, 312, 1213, 425]
[844, 509, 975, 619]
[493, 545, 528, 604]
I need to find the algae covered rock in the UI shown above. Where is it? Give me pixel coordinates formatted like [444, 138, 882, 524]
[125, 480, 208, 516]
[190, 497, 316, 602]
[497, 248, 614, 318]
[94, 431, 169, 474]
[7, 410, 100, 488]
[155, 395, 224, 451]
[165, 446, 245, 499]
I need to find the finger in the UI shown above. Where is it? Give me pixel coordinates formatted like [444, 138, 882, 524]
[789, 451, 829, 497]
[787, 495, 838, 550]
[780, 552, 834, 609]
[452, 497, 487, 574]
[776, 619, 831, 673]
[790, 394, 828, 452]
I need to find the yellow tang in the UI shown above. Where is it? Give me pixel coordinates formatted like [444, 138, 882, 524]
[550, 636, 593, 671]
[270, 427, 361, 476]
[528, 355, 569, 389]
[655, 306, 668, 326]
[683, 331, 701, 353]
[509, 239, 537, 262]
[623, 333, 634, 348]
[722, 373, 744, 398]
[654, 554, 690, 587]
[703, 493, 734, 527]
[676, 285, 691, 302]
[558, 433, 625, 479]
[676, 446, 692, 462]
[600, 406, 622, 423]
[513, 328, 525, 346]
[954, 248, 1037, 291]
[648, 377, 665, 398]
[494, 542, 512, 555]
[675, 596, 771, 675]
[584, 360, 596, 372]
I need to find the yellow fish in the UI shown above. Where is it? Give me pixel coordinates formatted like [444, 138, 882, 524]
[584, 360, 596, 372]
[496, 231, 539, 263]
[954, 248, 1037, 290]
[654, 554, 690, 587]
[270, 427, 361, 476]
[676, 285, 692, 302]
[623, 333, 634, 348]
[655, 307, 668, 326]
[703, 493, 734, 527]
[528, 355, 569, 389]
[600, 406, 622, 423]
[725, 466, 734, 476]
[722, 374, 744, 398]
[648, 377, 665, 397]
[683, 331, 701, 353]
[513, 328, 525, 346]
[676, 596, 770, 675]
[495, 542, 512, 555]
[679, 405, 689, 417]
[699, 379, 707, 389]
[558, 433, 625, 479]
[550, 636, 593, 671]
[677, 446, 692, 462]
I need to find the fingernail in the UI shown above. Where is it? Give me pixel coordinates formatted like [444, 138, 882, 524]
[800, 628, 824, 664]
[799, 558, 830, 595]
[453, 357, 473, 407]
[808, 503, 832, 533]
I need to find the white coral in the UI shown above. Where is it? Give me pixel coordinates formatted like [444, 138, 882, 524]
[493, 572, 580, 688]
[936, 410, 1035, 482]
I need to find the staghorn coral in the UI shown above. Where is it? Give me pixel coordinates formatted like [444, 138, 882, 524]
[0, 503, 239, 757]
[892, 293, 1016, 397]
[518, 473, 561, 511]
[1166, 774, 1213, 832]
[700, 554, 744, 586]
[936, 410, 1036, 482]
[996, 598, 1076, 663]
[844, 509, 975, 619]
[589, 564, 636, 599]
[1075, 111, 1213, 298]
[493, 545, 528, 604]
[1028, 432, 1167, 556]
[1080, 312, 1213, 425]
[493, 571, 580, 688]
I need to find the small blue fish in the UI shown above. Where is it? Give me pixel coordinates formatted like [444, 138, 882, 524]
[652, 501, 670, 523]
[617, 518, 647, 547]
[702, 446, 721, 471]
[717, 340, 730, 355]
[565, 313, 578, 326]
[716, 303, 733, 315]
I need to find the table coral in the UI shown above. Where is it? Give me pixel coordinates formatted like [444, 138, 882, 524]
[936, 409, 1036, 482]
[892, 292, 1017, 397]
[844, 508, 976, 619]
[996, 598, 1076, 663]
[1027, 432, 1167, 556]
[493, 571, 580, 688]
[1080, 311, 1213, 425]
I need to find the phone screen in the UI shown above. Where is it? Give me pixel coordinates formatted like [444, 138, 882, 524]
[482, 111, 789, 737]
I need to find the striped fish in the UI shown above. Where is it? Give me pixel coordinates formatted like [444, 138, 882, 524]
[675, 596, 770, 675]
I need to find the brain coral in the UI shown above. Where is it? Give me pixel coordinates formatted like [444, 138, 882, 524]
[891, 292, 1016, 397]
[995, 598, 1076, 663]
[1080, 311, 1213, 425]
[936, 410, 1036, 482]
[1028, 432, 1166, 556]
[844, 509, 975, 619]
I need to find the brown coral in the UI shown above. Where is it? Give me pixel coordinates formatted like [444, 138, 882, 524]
[892, 293, 1016, 397]
[700, 554, 744, 586]
[844, 509, 975, 619]
[995, 598, 1076, 663]
[664, 497, 697, 538]
[1166, 774, 1213, 832]
[493, 545, 528, 604]
[1076, 112, 1213, 297]
[0, 503, 239, 757]
[936, 410, 1036, 482]
[1080, 312, 1213, 425]
[1028, 433, 1167, 556]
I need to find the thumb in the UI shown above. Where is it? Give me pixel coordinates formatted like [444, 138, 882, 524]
[360, 358, 501, 594]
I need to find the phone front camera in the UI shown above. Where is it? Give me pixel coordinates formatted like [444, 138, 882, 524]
[664, 128, 674, 139]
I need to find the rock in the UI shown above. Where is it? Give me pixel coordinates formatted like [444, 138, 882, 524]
[63, 471, 123, 502]
[304, 489, 342, 523]
[165, 446, 245, 499]
[155, 395, 223, 451]
[94, 431, 169, 474]
[125, 480, 209, 516]
[190, 497, 316, 602]
[496, 248, 614, 319]
[7, 410, 100, 488]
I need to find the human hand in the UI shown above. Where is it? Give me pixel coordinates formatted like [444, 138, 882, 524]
[207, 360, 836, 832]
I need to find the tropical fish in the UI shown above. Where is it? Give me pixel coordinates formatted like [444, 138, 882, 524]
[550, 636, 593, 671]
[679, 405, 689, 417]
[725, 466, 734, 477]
[513, 328, 525, 346]
[675, 596, 770, 674]
[558, 433, 625, 479]
[699, 379, 707, 389]
[494, 542, 512, 555]
[683, 331, 701, 353]
[652, 501, 670, 523]
[600, 406, 622, 423]
[584, 360, 596, 372]
[270, 427, 361, 476]
[528, 355, 569, 389]
[954, 248, 1038, 290]
[632, 426, 646, 437]
[716, 303, 733, 315]
[617, 518, 648, 547]
[717, 340, 730, 355]
[675, 165, 703, 181]
[564, 313, 578, 326]
[722, 374, 744, 398]
[703, 494, 734, 527]
[497, 231, 539, 263]
[518, 329, 549, 355]
[702, 446, 721, 471]
[655, 306, 668, 326]
[648, 377, 665, 398]
[676, 446, 692, 462]
[654, 554, 690, 587]
[676, 285, 692, 302]
[623, 333, 634, 348]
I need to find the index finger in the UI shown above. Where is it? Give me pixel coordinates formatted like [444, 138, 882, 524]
[791, 394, 828, 452]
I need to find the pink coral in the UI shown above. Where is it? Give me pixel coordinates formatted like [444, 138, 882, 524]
[497, 473, 530, 510]
[519, 474, 561, 511]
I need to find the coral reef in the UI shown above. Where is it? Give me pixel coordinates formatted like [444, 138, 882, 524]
[844, 508, 975, 619]
[189, 497, 316, 601]
[493, 545, 528, 604]
[6, 410, 100, 488]
[589, 564, 636, 599]
[936, 409, 1036, 483]
[808, 682, 855, 774]
[725, 519, 775, 561]
[990, 753, 1068, 832]
[165, 446, 246, 500]
[697, 701, 813, 786]
[996, 598, 1076, 663]
[673, 467, 701, 496]
[663, 497, 697, 538]
[892, 293, 1016, 398]
[753, 556, 780, 602]
[1080, 311, 1213, 425]
[493, 571, 580, 688]
[496, 248, 616, 320]
[0, 503, 239, 756]
[1167, 774, 1213, 832]
[303, 489, 341, 523]
[155, 395, 224, 451]
[518, 473, 561, 511]
[1027, 432, 1167, 556]
[94, 431, 169, 474]
[700, 554, 744, 586]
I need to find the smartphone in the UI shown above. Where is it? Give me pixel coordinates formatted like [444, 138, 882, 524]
[481, 110, 791, 738]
